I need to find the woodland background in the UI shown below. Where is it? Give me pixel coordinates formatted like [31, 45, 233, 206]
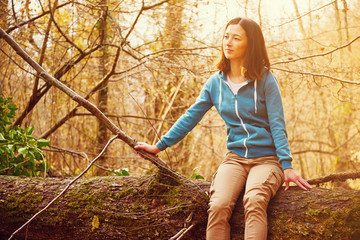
[1, 0, 360, 188]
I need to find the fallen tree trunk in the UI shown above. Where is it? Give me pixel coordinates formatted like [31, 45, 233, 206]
[1, 175, 360, 240]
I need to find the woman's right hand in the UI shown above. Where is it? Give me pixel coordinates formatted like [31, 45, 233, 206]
[134, 142, 161, 155]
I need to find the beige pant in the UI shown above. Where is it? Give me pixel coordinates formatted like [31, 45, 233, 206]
[206, 152, 284, 240]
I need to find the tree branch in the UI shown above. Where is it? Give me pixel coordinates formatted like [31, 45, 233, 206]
[271, 0, 336, 28]
[308, 171, 360, 185]
[143, 0, 170, 10]
[39, 45, 121, 139]
[31, 0, 58, 105]
[5, 1, 73, 34]
[47, 0, 83, 54]
[121, 0, 144, 45]
[272, 34, 360, 65]
[272, 67, 360, 85]
[11, 44, 101, 127]
[0, 26, 188, 181]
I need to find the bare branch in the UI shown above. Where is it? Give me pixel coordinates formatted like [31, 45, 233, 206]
[74, 113, 176, 125]
[272, 34, 360, 65]
[122, 0, 144, 45]
[143, 0, 170, 10]
[308, 171, 360, 185]
[272, 67, 360, 85]
[47, 0, 84, 54]
[5, 1, 73, 34]
[39, 46, 122, 138]
[10, 0, 17, 23]
[31, 0, 58, 102]
[271, 0, 336, 28]
[0, 26, 189, 181]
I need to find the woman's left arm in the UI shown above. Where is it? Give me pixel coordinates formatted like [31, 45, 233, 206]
[264, 73, 293, 169]
[264, 73, 312, 191]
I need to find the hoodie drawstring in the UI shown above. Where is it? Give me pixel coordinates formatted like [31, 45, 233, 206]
[254, 80, 257, 113]
[219, 77, 222, 108]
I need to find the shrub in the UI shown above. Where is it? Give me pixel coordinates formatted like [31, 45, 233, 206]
[0, 95, 50, 176]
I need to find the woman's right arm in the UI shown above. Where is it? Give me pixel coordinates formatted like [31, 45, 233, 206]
[154, 78, 214, 151]
[137, 76, 215, 154]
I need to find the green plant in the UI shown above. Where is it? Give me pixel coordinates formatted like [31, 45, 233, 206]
[191, 166, 204, 180]
[0, 95, 50, 176]
[107, 168, 130, 176]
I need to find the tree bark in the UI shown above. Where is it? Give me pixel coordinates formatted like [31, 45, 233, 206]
[95, 0, 109, 175]
[1, 175, 360, 240]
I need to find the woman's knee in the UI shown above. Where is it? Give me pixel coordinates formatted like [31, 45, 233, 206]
[209, 198, 233, 215]
[243, 190, 269, 212]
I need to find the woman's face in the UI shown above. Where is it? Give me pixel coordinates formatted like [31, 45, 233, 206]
[222, 24, 248, 63]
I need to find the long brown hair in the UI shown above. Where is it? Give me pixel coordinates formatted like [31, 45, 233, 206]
[215, 17, 270, 80]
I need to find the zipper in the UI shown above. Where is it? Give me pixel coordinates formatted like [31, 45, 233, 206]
[220, 78, 250, 157]
[223, 78, 250, 157]
[234, 94, 250, 157]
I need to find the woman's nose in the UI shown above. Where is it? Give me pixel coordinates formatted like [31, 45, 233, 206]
[225, 38, 232, 46]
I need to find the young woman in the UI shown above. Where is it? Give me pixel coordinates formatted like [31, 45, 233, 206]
[135, 17, 312, 240]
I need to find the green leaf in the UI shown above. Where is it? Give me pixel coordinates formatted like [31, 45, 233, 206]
[7, 144, 14, 152]
[0, 96, 49, 177]
[25, 126, 34, 135]
[191, 173, 204, 180]
[121, 169, 130, 176]
[37, 139, 50, 148]
[8, 130, 14, 139]
[7, 104, 18, 110]
[18, 147, 28, 158]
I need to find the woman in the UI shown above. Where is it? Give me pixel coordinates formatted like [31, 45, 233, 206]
[135, 17, 312, 240]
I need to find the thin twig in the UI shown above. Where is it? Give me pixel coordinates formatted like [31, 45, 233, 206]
[10, 0, 17, 23]
[47, 0, 83, 54]
[122, 0, 144, 45]
[272, 34, 360, 65]
[169, 224, 195, 240]
[8, 135, 119, 240]
[270, 0, 336, 28]
[272, 67, 360, 85]
[127, 91, 172, 167]
[6, 2, 73, 34]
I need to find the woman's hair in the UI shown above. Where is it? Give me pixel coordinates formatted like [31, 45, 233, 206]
[215, 17, 270, 80]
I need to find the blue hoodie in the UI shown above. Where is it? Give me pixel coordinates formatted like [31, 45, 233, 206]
[156, 70, 293, 170]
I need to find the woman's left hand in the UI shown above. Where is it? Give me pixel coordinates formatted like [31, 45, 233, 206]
[283, 168, 312, 191]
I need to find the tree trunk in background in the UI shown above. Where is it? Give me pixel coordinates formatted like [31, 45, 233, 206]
[154, 0, 185, 140]
[96, 1, 109, 175]
[0, 0, 8, 30]
[150, 0, 187, 168]
[292, 0, 307, 38]
[332, 0, 353, 189]
[1, 175, 360, 240]
[0, 0, 9, 94]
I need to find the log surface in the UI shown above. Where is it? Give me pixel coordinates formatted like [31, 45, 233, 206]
[1, 175, 360, 240]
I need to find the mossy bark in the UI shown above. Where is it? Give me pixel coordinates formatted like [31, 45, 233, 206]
[1, 175, 360, 240]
